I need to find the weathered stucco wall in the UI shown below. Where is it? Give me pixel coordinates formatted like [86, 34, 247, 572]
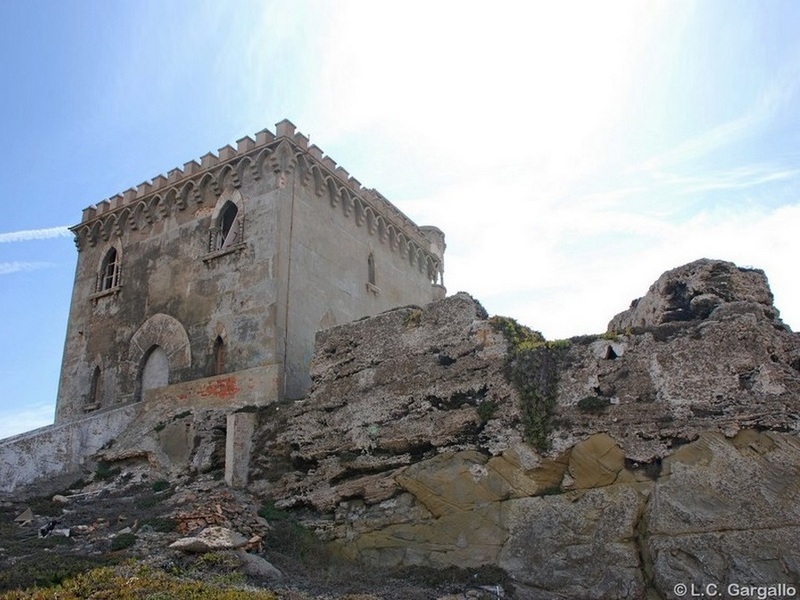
[56, 177, 283, 422]
[280, 170, 443, 398]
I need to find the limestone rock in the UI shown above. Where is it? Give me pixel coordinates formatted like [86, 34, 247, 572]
[608, 258, 778, 331]
[235, 550, 283, 581]
[566, 433, 625, 489]
[239, 260, 800, 593]
[645, 431, 800, 595]
[169, 526, 249, 553]
[249, 293, 519, 513]
[499, 485, 647, 599]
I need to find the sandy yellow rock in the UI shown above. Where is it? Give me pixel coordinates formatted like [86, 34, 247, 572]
[567, 433, 625, 489]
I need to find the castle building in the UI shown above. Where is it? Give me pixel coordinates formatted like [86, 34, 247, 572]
[55, 120, 445, 423]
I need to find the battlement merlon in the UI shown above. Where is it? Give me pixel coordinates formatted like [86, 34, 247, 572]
[69, 120, 443, 264]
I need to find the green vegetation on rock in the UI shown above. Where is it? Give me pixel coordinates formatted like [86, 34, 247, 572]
[491, 315, 568, 451]
[577, 395, 611, 414]
[94, 461, 121, 481]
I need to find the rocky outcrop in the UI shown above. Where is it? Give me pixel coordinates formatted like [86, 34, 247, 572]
[607, 258, 779, 330]
[245, 260, 800, 598]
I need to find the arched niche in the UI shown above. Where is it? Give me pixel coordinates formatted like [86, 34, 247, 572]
[141, 346, 170, 391]
[129, 313, 191, 400]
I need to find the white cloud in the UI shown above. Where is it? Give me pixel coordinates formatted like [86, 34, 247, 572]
[0, 404, 54, 440]
[0, 226, 71, 244]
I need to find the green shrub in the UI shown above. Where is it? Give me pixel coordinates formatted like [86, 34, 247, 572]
[257, 501, 328, 563]
[403, 309, 423, 327]
[141, 517, 177, 533]
[111, 532, 137, 551]
[476, 401, 498, 423]
[338, 450, 360, 463]
[488, 316, 545, 352]
[513, 343, 568, 450]
[577, 396, 611, 414]
[257, 500, 291, 522]
[151, 479, 171, 493]
[94, 461, 121, 481]
[490, 315, 569, 451]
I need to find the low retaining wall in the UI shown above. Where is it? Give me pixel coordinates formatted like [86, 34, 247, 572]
[0, 365, 280, 495]
[0, 404, 140, 495]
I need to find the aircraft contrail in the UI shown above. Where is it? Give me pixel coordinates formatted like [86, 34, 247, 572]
[0, 226, 71, 244]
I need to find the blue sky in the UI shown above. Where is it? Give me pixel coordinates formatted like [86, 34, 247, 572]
[2, 1, 800, 438]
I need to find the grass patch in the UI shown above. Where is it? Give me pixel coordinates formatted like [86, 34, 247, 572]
[0, 564, 278, 599]
[0, 554, 119, 593]
[488, 316, 545, 352]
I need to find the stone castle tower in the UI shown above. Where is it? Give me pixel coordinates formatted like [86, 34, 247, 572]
[55, 119, 445, 423]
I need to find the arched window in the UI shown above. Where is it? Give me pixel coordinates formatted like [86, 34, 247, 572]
[367, 253, 376, 286]
[87, 366, 101, 410]
[212, 336, 226, 376]
[99, 247, 120, 291]
[215, 201, 240, 250]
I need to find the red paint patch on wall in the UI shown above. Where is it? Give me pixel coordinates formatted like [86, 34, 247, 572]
[199, 377, 239, 400]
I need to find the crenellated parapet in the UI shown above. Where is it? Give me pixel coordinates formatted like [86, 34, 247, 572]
[71, 120, 443, 282]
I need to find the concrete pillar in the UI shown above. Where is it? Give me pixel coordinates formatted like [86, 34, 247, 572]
[224, 411, 256, 488]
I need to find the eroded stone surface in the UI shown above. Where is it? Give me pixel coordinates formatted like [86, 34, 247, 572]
[169, 526, 249, 552]
[240, 261, 800, 597]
